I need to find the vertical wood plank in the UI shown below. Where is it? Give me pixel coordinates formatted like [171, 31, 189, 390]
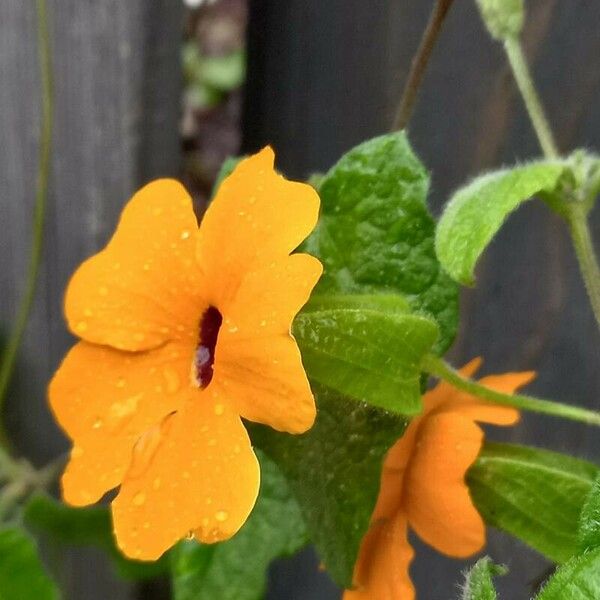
[0, 1, 182, 598]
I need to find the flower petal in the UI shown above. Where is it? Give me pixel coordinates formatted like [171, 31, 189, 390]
[65, 179, 204, 351]
[49, 340, 194, 505]
[112, 394, 260, 560]
[214, 335, 316, 433]
[220, 253, 322, 340]
[345, 513, 415, 600]
[196, 148, 320, 308]
[404, 411, 485, 557]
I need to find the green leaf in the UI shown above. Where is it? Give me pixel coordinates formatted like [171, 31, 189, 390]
[251, 386, 408, 588]
[577, 473, 600, 552]
[0, 527, 59, 600]
[294, 308, 438, 415]
[24, 495, 168, 580]
[436, 161, 567, 285]
[305, 131, 459, 354]
[467, 442, 598, 563]
[304, 293, 411, 314]
[536, 547, 600, 600]
[460, 557, 506, 600]
[170, 451, 307, 600]
[201, 51, 246, 92]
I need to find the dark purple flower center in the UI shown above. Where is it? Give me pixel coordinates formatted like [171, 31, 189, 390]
[195, 306, 222, 388]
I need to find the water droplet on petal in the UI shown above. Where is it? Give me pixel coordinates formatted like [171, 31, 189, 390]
[214, 404, 224, 416]
[116, 377, 126, 388]
[133, 492, 146, 506]
[227, 325, 238, 333]
[92, 418, 103, 429]
[76, 321, 88, 333]
[72, 446, 84, 458]
[152, 477, 161, 490]
[83, 308, 94, 317]
[215, 510, 228, 522]
[143, 522, 151, 530]
[180, 230, 191, 240]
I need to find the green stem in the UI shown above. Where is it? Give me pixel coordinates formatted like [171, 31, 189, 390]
[0, 0, 53, 447]
[423, 354, 600, 426]
[504, 36, 559, 159]
[566, 205, 600, 328]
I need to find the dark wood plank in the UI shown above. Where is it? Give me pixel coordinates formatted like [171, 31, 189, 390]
[245, 1, 600, 598]
[0, 1, 182, 598]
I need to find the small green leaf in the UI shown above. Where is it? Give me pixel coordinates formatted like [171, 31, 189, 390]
[0, 527, 60, 600]
[476, 0, 524, 41]
[251, 386, 407, 588]
[305, 132, 459, 354]
[461, 557, 507, 600]
[294, 308, 438, 415]
[170, 451, 307, 600]
[436, 162, 567, 285]
[536, 547, 600, 600]
[25, 495, 168, 580]
[468, 443, 598, 563]
[578, 473, 600, 553]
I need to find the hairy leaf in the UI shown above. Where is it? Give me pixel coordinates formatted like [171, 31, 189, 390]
[294, 308, 438, 415]
[461, 557, 506, 600]
[436, 161, 567, 285]
[305, 132, 459, 354]
[0, 527, 59, 600]
[171, 451, 307, 600]
[25, 494, 168, 580]
[536, 547, 600, 600]
[468, 442, 598, 563]
[578, 473, 600, 553]
[251, 386, 407, 588]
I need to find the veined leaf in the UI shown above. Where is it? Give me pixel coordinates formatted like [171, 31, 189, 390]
[0, 527, 59, 600]
[467, 442, 598, 563]
[536, 547, 600, 600]
[305, 132, 459, 354]
[436, 161, 567, 285]
[294, 308, 438, 415]
[460, 557, 506, 600]
[251, 385, 407, 588]
[577, 473, 600, 553]
[25, 495, 168, 580]
[171, 451, 307, 600]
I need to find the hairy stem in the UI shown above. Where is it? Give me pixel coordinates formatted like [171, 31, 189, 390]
[423, 354, 600, 426]
[0, 0, 53, 447]
[566, 205, 600, 329]
[392, 0, 456, 130]
[504, 36, 558, 159]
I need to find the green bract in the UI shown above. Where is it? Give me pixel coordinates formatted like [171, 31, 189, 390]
[251, 385, 407, 588]
[468, 442, 598, 563]
[304, 131, 459, 354]
[0, 527, 59, 600]
[170, 452, 307, 600]
[436, 161, 567, 285]
[460, 557, 506, 600]
[475, 0, 524, 42]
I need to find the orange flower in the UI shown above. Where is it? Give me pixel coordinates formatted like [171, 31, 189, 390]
[49, 148, 322, 560]
[344, 359, 535, 600]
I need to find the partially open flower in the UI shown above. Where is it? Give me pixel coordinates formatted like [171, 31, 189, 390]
[344, 359, 535, 599]
[49, 148, 322, 560]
